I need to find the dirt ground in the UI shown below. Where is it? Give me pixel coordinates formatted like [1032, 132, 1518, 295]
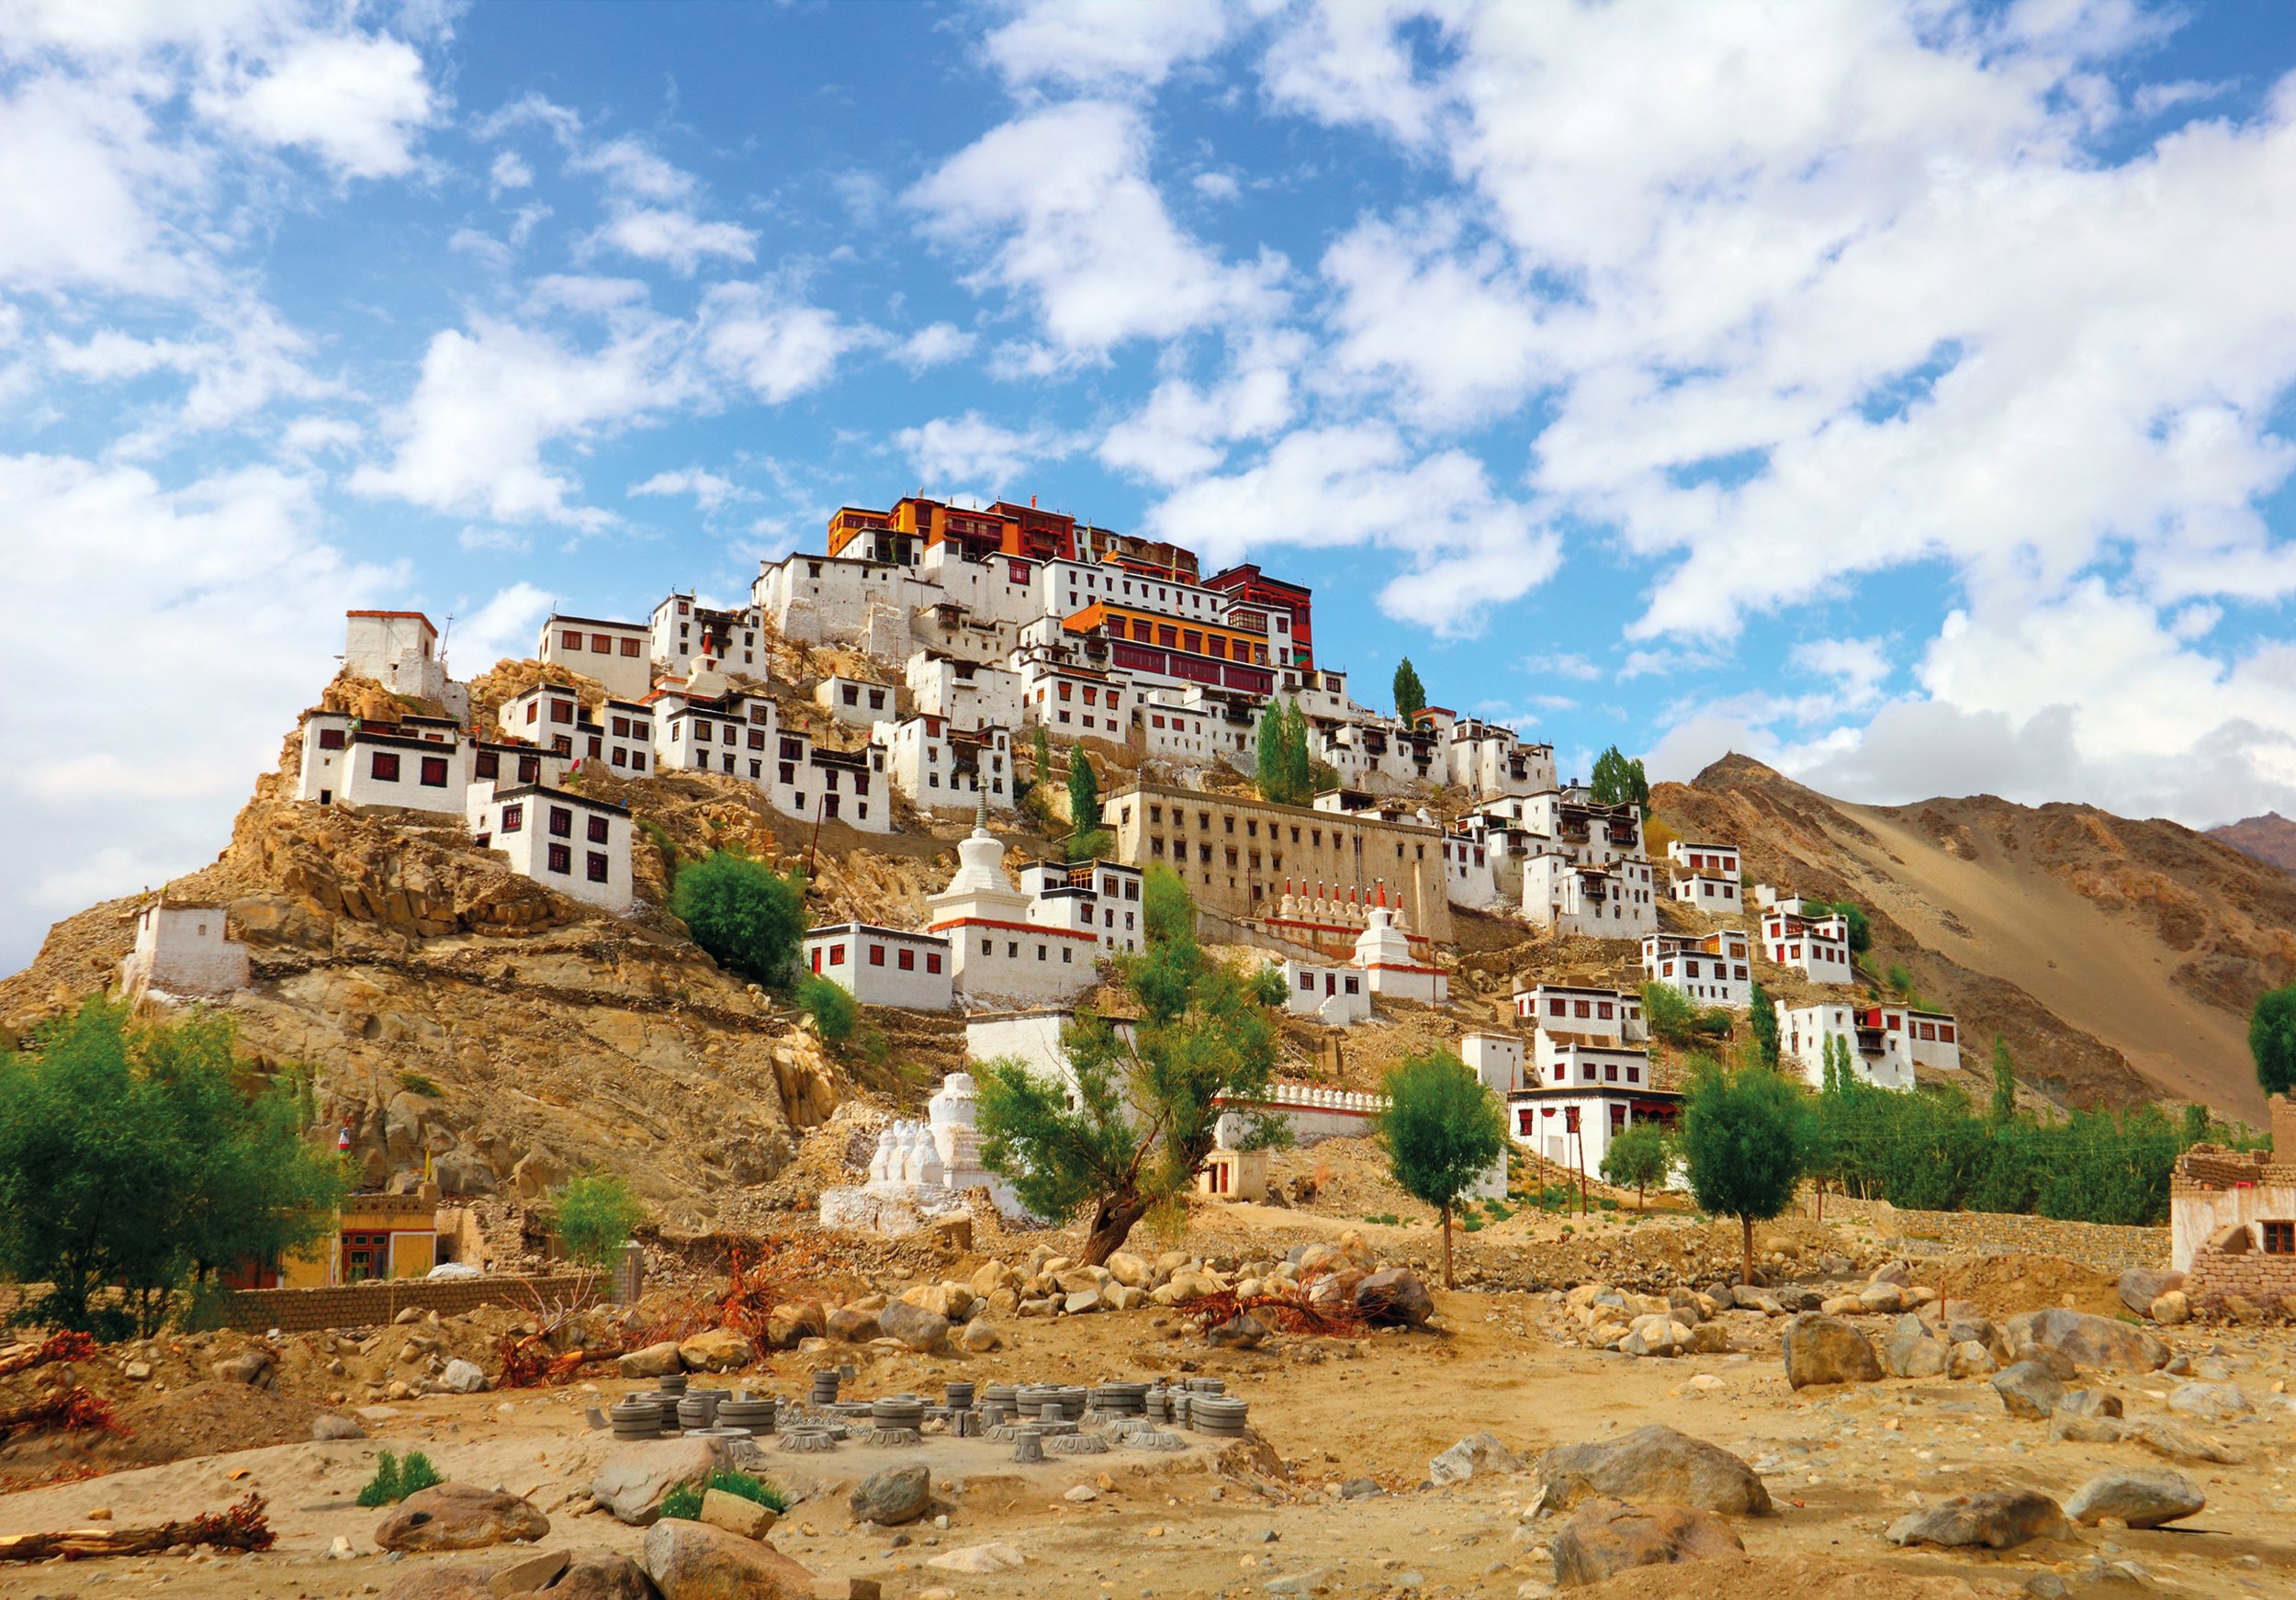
[1, 1216, 2290, 1600]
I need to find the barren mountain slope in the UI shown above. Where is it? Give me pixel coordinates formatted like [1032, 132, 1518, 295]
[2211, 810, 2296, 875]
[1657, 755, 2296, 1119]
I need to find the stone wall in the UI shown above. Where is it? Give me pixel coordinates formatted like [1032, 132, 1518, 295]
[1829, 1196, 2167, 1275]
[216, 1272, 602, 1333]
[2184, 1245, 2296, 1309]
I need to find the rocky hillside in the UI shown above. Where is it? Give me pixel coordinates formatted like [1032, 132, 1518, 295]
[1656, 756, 2296, 1120]
[2211, 811, 2296, 876]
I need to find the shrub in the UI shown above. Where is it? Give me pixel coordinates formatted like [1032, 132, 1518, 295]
[550, 1171, 646, 1269]
[670, 851, 806, 988]
[398, 1071, 441, 1097]
[356, 1449, 441, 1506]
[1679, 1058, 1810, 1283]
[795, 975, 858, 1044]
[1640, 981, 1697, 1047]
[2254, 983, 2296, 1099]
[1065, 827, 1115, 863]
[659, 1469, 786, 1522]
[400, 1450, 442, 1496]
[1362, 1211, 1401, 1226]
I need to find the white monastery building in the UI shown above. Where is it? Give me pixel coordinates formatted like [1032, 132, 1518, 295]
[804, 923, 954, 1010]
[1761, 898, 1856, 985]
[467, 783, 633, 913]
[118, 899, 250, 1002]
[1773, 1000, 1960, 1092]
[1641, 930, 1753, 1008]
[538, 614, 654, 702]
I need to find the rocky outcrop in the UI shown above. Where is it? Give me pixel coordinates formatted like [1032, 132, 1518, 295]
[1535, 1426, 1771, 1516]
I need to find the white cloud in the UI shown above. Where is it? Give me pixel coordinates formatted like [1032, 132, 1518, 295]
[194, 28, 435, 179]
[490, 149, 533, 192]
[700, 282, 873, 402]
[1097, 331, 1301, 483]
[1788, 636, 1891, 710]
[450, 580, 554, 671]
[1257, 0, 1447, 147]
[1147, 423, 1560, 636]
[895, 412, 1079, 490]
[0, 451, 395, 970]
[0, 71, 204, 296]
[1524, 651, 1603, 682]
[982, 0, 1236, 91]
[570, 132, 758, 274]
[908, 99, 1287, 355]
[630, 467, 746, 513]
[349, 310, 695, 526]
[894, 321, 976, 370]
[1191, 171, 1239, 201]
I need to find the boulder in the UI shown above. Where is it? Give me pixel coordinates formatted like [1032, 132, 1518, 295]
[1207, 1311, 1269, 1349]
[2167, 1380, 2251, 1420]
[699, 1487, 779, 1540]
[1303, 1268, 1365, 1313]
[313, 1412, 366, 1441]
[1549, 1497, 1744, 1588]
[381, 1573, 493, 1600]
[210, 1348, 275, 1386]
[485, 1549, 570, 1597]
[1992, 1360, 2070, 1419]
[850, 1463, 932, 1527]
[1881, 1313, 1949, 1379]
[678, 1329, 754, 1373]
[877, 1301, 951, 1353]
[591, 1438, 725, 1526]
[1336, 1229, 1376, 1269]
[1105, 1250, 1152, 1288]
[2004, 1308, 2169, 1373]
[900, 1280, 974, 1320]
[956, 1318, 1002, 1353]
[617, 1341, 684, 1380]
[2150, 1290, 2190, 1325]
[1295, 1242, 1344, 1276]
[2119, 1267, 2186, 1319]
[1856, 1282, 1905, 1315]
[438, 1358, 489, 1393]
[970, 1261, 1021, 1299]
[2065, 1468, 2205, 1528]
[542, 1550, 655, 1600]
[1885, 1490, 2070, 1550]
[1535, 1425, 1772, 1516]
[374, 1483, 549, 1552]
[2056, 1389, 2122, 1420]
[1428, 1430, 1521, 1486]
[763, 1299, 826, 1350]
[1064, 1287, 1105, 1315]
[1731, 1285, 1784, 1314]
[827, 1307, 880, 1343]
[1948, 1341, 1998, 1380]
[641, 1518, 817, 1600]
[1781, 1313, 1881, 1391]
[1355, 1268, 1434, 1326]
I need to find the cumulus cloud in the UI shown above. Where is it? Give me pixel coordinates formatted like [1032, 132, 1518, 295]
[449, 580, 555, 670]
[630, 467, 747, 513]
[907, 99, 1287, 355]
[193, 28, 436, 179]
[700, 282, 876, 401]
[571, 132, 758, 274]
[894, 321, 975, 370]
[895, 412, 1079, 490]
[1097, 332, 1301, 483]
[982, 0, 1237, 91]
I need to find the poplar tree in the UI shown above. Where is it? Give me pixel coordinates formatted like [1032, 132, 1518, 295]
[1378, 1052, 1505, 1288]
[1392, 658, 1426, 723]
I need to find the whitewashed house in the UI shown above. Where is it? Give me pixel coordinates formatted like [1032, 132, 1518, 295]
[1670, 872, 1744, 910]
[906, 651, 1023, 732]
[1904, 1008, 1964, 1072]
[923, 814, 1107, 1008]
[815, 672, 896, 728]
[1017, 858, 1144, 960]
[118, 899, 249, 1001]
[295, 710, 468, 814]
[1641, 930, 1752, 1008]
[1522, 853, 1658, 937]
[877, 715, 1015, 816]
[467, 783, 633, 913]
[1277, 960, 1370, 1025]
[803, 923, 953, 1009]
[1665, 839, 1742, 880]
[1761, 904, 1856, 985]
[1445, 719, 1556, 798]
[1776, 1001, 1919, 1092]
[600, 698, 655, 775]
[538, 614, 654, 702]
[343, 609, 460, 712]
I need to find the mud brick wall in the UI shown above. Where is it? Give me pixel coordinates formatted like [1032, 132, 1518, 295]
[2184, 1247, 2296, 1309]
[218, 1273, 602, 1333]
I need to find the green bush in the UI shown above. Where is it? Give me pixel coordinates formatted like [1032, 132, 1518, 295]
[1362, 1211, 1401, 1226]
[659, 1469, 787, 1522]
[356, 1449, 442, 1507]
[549, 1171, 646, 1269]
[795, 975, 858, 1044]
[670, 851, 806, 988]
[1640, 982, 1697, 1047]
[398, 1070, 441, 1097]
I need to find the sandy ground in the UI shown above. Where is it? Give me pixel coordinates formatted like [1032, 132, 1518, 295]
[4, 1271, 2292, 1600]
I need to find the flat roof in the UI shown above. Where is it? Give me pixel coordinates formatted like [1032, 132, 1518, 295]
[805, 922, 950, 943]
[346, 609, 436, 630]
[546, 614, 647, 632]
[481, 783, 632, 817]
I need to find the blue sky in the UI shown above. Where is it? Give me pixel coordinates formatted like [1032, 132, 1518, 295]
[6, 0, 2296, 971]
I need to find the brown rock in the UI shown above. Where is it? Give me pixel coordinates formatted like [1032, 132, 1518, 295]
[699, 1487, 779, 1539]
[381, 1572, 494, 1600]
[617, 1341, 683, 1379]
[642, 1517, 817, 1599]
[677, 1329, 754, 1372]
[375, 1483, 550, 1552]
[1549, 1497, 1744, 1587]
[1780, 1313, 1881, 1390]
[2004, 1308, 2169, 1372]
[764, 1299, 827, 1349]
[487, 1549, 570, 1596]
[1355, 1268, 1433, 1326]
[548, 1550, 656, 1600]
[1535, 1425, 1772, 1516]
[1886, 1489, 2069, 1549]
[827, 1306, 881, 1342]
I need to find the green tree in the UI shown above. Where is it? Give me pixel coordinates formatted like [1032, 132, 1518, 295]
[671, 851, 806, 988]
[1391, 657, 1426, 723]
[795, 974, 858, 1044]
[1812, 899, 1872, 954]
[974, 864, 1287, 1263]
[0, 1001, 343, 1336]
[2253, 982, 2296, 1099]
[549, 1171, 647, 1269]
[1988, 1036, 2019, 1124]
[1640, 981, 1697, 1048]
[1679, 1058, 1810, 1285]
[1747, 982, 1781, 1069]
[1255, 698, 1313, 806]
[1589, 746, 1650, 817]
[1031, 726, 1054, 794]
[1067, 751, 1102, 838]
[1599, 1121, 1671, 1211]
[1377, 1052, 1505, 1288]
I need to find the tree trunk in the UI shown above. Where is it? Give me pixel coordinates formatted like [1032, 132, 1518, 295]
[1079, 1194, 1153, 1267]
[1439, 1200, 1455, 1290]
[1740, 1214, 1755, 1287]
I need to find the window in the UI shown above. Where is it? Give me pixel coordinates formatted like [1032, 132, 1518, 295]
[621, 637, 642, 657]
[549, 806, 572, 838]
[419, 755, 449, 788]
[2264, 1222, 2294, 1255]
[588, 814, 610, 843]
[551, 699, 574, 724]
[370, 750, 400, 782]
[318, 727, 345, 749]
[869, 943, 885, 966]
[926, 952, 942, 975]
[587, 851, 608, 883]
[897, 947, 915, 971]
[518, 755, 540, 783]
[827, 942, 846, 965]
[561, 629, 582, 649]
[591, 633, 612, 652]
[501, 804, 523, 833]
[475, 750, 500, 779]
[546, 843, 571, 874]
